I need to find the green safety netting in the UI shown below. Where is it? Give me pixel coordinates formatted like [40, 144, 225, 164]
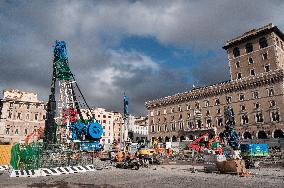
[10, 144, 20, 169]
[54, 59, 72, 81]
[10, 143, 43, 170]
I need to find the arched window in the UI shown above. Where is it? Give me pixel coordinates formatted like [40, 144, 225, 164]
[245, 43, 253, 53]
[259, 37, 268, 48]
[233, 47, 240, 57]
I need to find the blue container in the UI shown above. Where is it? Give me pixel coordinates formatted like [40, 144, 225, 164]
[240, 144, 269, 157]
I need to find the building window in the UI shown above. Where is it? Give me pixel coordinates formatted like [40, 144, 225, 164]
[9, 102, 13, 108]
[215, 98, 220, 106]
[276, 37, 279, 46]
[8, 111, 12, 119]
[217, 118, 223, 126]
[187, 113, 191, 118]
[262, 53, 268, 60]
[24, 128, 28, 135]
[259, 37, 268, 48]
[103, 120, 106, 123]
[271, 111, 280, 122]
[164, 117, 167, 122]
[195, 102, 200, 109]
[255, 102, 260, 109]
[157, 125, 161, 132]
[179, 122, 184, 130]
[157, 110, 161, 115]
[233, 47, 240, 57]
[226, 96, 232, 104]
[5, 128, 10, 135]
[151, 125, 155, 132]
[237, 73, 242, 79]
[163, 108, 167, 114]
[235, 61, 240, 68]
[35, 114, 38, 121]
[171, 108, 174, 113]
[206, 110, 210, 116]
[217, 108, 221, 114]
[206, 119, 212, 128]
[196, 120, 201, 129]
[189, 122, 194, 129]
[268, 88, 274, 96]
[241, 105, 246, 111]
[239, 94, 245, 101]
[248, 57, 254, 64]
[250, 69, 256, 76]
[15, 128, 19, 135]
[255, 113, 264, 123]
[165, 124, 168, 132]
[43, 115, 46, 120]
[150, 111, 154, 116]
[178, 106, 182, 112]
[253, 91, 259, 99]
[17, 113, 21, 120]
[270, 100, 276, 107]
[264, 65, 270, 72]
[172, 115, 175, 120]
[245, 43, 253, 53]
[205, 100, 209, 107]
[186, 104, 190, 111]
[179, 114, 182, 119]
[241, 114, 249, 125]
[172, 123, 176, 131]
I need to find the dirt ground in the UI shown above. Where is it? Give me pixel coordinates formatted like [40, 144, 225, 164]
[0, 165, 283, 188]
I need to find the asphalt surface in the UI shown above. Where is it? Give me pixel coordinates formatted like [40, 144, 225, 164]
[0, 165, 283, 188]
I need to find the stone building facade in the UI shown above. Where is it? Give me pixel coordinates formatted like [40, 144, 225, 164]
[145, 24, 284, 142]
[0, 89, 46, 144]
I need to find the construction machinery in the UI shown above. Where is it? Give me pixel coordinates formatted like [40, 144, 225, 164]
[10, 41, 104, 170]
[188, 132, 209, 152]
[204, 106, 248, 176]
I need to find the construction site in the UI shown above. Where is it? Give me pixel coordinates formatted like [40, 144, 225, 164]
[0, 38, 283, 188]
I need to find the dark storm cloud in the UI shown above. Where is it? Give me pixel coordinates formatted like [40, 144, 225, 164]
[0, 0, 283, 115]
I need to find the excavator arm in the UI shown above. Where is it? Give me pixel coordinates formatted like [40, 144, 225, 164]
[188, 132, 209, 152]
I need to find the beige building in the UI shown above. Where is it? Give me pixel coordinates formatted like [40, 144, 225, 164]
[0, 89, 46, 144]
[81, 108, 122, 144]
[146, 24, 284, 142]
[133, 116, 148, 142]
[113, 112, 122, 142]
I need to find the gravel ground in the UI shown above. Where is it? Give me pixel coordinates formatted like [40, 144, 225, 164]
[0, 165, 283, 188]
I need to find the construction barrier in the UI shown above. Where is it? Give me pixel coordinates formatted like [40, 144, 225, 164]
[0, 165, 9, 171]
[9, 169, 41, 178]
[0, 145, 12, 165]
[9, 165, 96, 178]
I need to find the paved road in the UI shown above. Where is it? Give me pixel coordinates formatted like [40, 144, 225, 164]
[0, 165, 283, 188]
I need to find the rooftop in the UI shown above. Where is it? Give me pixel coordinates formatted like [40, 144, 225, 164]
[223, 23, 284, 49]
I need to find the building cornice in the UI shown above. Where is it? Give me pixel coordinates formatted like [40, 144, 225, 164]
[145, 69, 284, 109]
[223, 24, 284, 50]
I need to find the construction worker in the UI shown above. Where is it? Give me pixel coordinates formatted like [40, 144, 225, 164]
[167, 148, 172, 158]
[117, 151, 123, 162]
[217, 145, 223, 155]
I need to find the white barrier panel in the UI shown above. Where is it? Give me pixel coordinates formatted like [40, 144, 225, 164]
[56, 167, 71, 174]
[41, 168, 61, 176]
[10, 169, 41, 178]
[9, 164, 96, 178]
[0, 165, 9, 171]
[73, 166, 87, 173]
[83, 165, 95, 172]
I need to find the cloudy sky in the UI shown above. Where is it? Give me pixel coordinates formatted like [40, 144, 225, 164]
[0, 0, 283, 115]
